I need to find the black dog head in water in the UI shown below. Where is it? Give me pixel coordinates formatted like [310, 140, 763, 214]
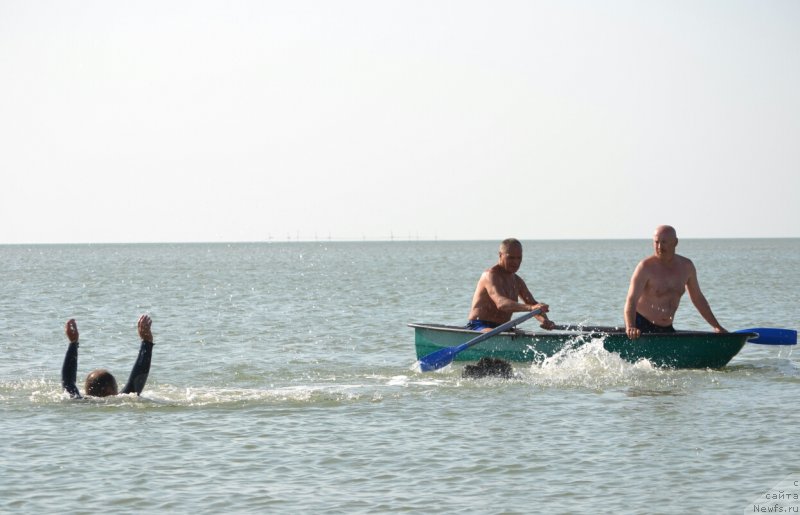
[462, 357, 514, 379]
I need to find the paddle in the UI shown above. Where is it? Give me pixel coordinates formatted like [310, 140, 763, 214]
[417, 309, 541, 372]
[735, 328, 797, 345]
[553, 324, 622, 333]
[552, 324, 797, 345]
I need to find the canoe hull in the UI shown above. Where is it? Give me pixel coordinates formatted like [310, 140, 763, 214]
[410, 323, 752, 369]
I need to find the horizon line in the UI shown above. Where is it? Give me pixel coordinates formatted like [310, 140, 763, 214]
[2, 235, 798, 246]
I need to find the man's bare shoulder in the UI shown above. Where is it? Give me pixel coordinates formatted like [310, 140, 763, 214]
[481, 265, 517, 285]
[674, 254, 696, 271]
[476, 267, 495, 284]
[483, 264, 504, 277]
[639, 253, 695, 274]
[637, 255, 660, 270]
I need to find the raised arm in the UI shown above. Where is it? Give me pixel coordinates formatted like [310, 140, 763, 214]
[120, 315, 155, 396]
[61, 319, 82, 398]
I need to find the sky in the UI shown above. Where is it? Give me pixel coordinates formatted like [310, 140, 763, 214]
[1, 0, 798, 243]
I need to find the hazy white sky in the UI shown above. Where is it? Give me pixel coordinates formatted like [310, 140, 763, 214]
[1, 0, 798, 243]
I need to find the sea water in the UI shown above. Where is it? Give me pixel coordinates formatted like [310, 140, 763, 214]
[1, 239, 798, 514]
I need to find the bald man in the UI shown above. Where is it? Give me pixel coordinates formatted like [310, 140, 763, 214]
[624, 225, 726, 339]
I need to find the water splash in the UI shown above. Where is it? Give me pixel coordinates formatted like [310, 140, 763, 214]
[516, 337, 713, 396]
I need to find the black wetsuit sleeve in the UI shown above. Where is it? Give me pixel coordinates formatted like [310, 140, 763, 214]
[120, 341, 154, 395]
[61, 342, 82, 399]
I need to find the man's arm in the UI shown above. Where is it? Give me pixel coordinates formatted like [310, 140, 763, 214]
[624, 263, 646, 339]
[61, 319, 82, 398]
[517, 278, 555, 330]
[485, 273, 549, 315]
[120, 315, 155, 396]
[685, 263, 726, 333]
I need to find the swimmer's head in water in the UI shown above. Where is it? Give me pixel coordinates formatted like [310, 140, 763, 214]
[85, 369, 118, 397]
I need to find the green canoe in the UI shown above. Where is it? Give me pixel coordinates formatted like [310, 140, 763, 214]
[409, 323, 755, 369]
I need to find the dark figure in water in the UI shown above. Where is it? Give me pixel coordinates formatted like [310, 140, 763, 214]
[61, 315, 155, 398]
[462, 357, 514, 379]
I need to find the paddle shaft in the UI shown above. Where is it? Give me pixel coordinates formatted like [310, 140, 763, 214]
[553, 324, 623, 333]
[553, 324, 796, 345]
[457, 309, 542, 351]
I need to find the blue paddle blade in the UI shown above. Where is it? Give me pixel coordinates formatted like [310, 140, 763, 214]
[418, 343, 467, 372]
[737, 328, 797, 345]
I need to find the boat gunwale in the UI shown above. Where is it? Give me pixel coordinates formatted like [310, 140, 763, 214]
[407, 322, 757, 340]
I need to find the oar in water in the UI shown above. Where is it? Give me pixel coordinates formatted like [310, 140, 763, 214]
[735, 328, 797, 345]
[417, 309, 541, 372]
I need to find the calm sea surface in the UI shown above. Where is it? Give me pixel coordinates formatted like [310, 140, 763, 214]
[1, 239, 798, 514]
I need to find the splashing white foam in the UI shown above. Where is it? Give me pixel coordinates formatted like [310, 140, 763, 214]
[518, 336, 678, 392]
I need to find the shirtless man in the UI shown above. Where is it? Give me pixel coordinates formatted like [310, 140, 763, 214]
[624, 225, 726, 339]
[467, 238, 555, 331]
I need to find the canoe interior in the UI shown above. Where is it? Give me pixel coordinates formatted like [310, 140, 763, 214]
[409, 323, 754, 369]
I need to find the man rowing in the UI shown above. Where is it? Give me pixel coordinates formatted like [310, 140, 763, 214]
[467, 238, 555, 332]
